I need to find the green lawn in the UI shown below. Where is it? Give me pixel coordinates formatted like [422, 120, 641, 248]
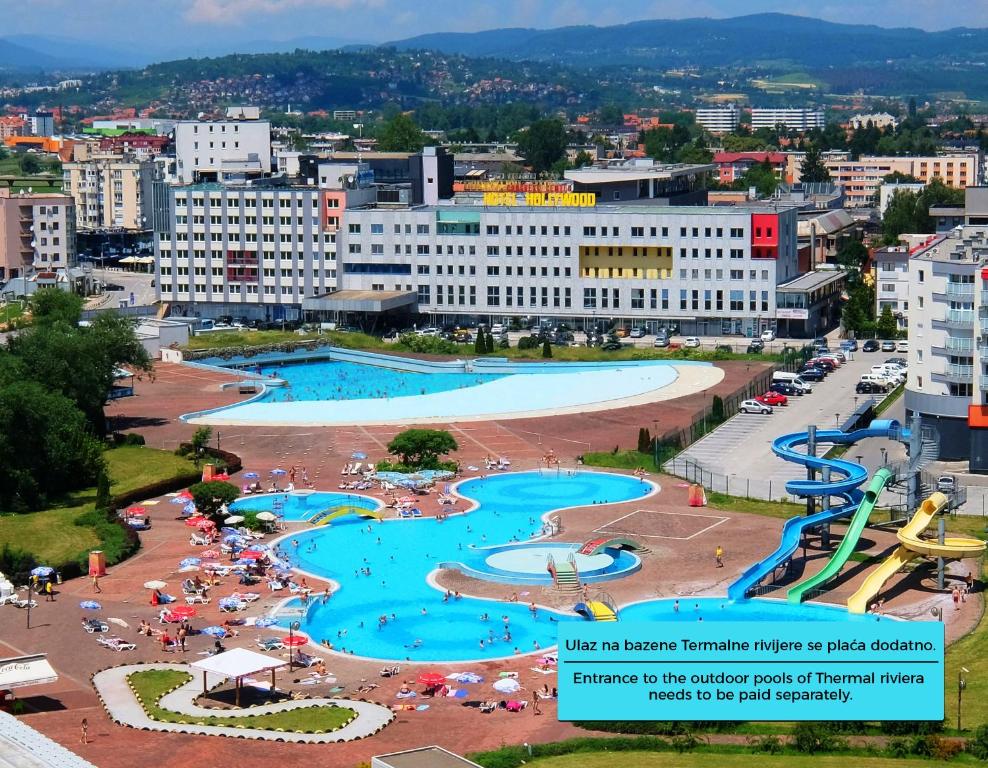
[706, 491, 806, 521]
[522, 754, 931, 768]
[945, 557, 988, 730]
[183, 329, 389, 352]
[0, 446, 197, 565]
[129, 669, 354, 732]
[583, 450, 660, 473]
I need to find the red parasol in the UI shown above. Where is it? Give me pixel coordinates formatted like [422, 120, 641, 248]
[177, 490, 194, 500]
[185, 516, 206, 527]
[282, 634, 308, 647]
[240, 550, 265, 560]
[196, 519, 216, 530]
[125, 505, 146, 516]
[201, 550, 219, 559]
[169, 605, 197, 619]
[416, 672, 446, 687]
[214, 472, 230, 481]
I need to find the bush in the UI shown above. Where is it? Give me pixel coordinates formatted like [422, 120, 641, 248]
[886, 737, 909, 758]
[969, 724, 988, 760]
[710, 395, 725, 423]
[880, 720, 944, 735]
[750, 735, 784, 754]
[637, 427, 652, 454]
[397, 333, 458, 355]
[111, 432, 146, 447]
[791, 722, 846, 754]
[517, 335, 540, 351]
[0, 543, 38, 586]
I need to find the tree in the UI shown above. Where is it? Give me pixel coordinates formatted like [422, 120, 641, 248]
[799, 146, 831, 183]
[881, 190, 923, 245]
[190, 426, 213, 467]
[836, 240, 868, 272]
[474, 332, 484, 354]
[676, 138, 713, 165]
[572, 149, 594, 168]
[542, 339, 553, 359]
[637, 427, 652, 454]
[598, 104, 624, 125]
[738, 161, 779, 198]
[0, 380, 104, 511]
[876, 305, 899, 339]
[516, 119, 568, 173]
[188, 480, 241, 525]
[485, 330, 495, 353]
[882, 171, 920, 184]
[642, 124, 691, 162]
[386, 428, 458, 469]
[19, 154, 41, 175]
[30, 289, 84, 328]
[377, 113, 426, 152]
[94, 467, 111, 511]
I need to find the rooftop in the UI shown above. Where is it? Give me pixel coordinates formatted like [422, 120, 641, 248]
[372, 746, 484, 768]
[565, 161, 715, 185]
[912, 229, 988, 263]
[777, 269, 848, 293]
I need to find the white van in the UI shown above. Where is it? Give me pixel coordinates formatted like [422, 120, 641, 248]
[772, 371, 813, 393]
[860, 373, 893, 389]
[896, 339, 909, 353]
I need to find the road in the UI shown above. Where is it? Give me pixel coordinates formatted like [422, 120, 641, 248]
[667, 349, 903, 501]
[87, 268, 157, 309]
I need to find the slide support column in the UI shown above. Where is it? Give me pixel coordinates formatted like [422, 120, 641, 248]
[820, 465, 831, 548]
[806, 425, 817, 518]
[937, 516, 946, 591]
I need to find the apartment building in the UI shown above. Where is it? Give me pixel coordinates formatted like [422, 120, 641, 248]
[154, 181, 334, 322]
[713, 152, 787, 184]
[0, 116, 25, 140]
[695, 105, 740, 134]
[323, 201, 799, 338]
[906, 229, 988, 469]
[848, 112, 898, 130]
[0, 188, 76, 282]
[173, 119, 272, 184]
[873, 245, 910, 330]
[750, 108, 825, 131]
[826, 153, 980, 207]
[62, 155, 156, 231]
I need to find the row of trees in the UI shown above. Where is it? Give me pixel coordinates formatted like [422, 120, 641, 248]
[0, 290, 152, 511]
[881, 178, 965, 245]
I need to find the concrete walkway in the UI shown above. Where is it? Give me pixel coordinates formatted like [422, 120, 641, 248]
[92, 663, 394, 743]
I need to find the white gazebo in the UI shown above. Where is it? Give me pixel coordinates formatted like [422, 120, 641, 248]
[0, 654, 58, 692]
[189, 648, 288, 706]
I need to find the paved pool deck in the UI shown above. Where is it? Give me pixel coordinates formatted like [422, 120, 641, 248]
[186, 363, 724, 427]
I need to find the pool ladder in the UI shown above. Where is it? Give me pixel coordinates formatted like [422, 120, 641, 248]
[548, 552, 581, 593]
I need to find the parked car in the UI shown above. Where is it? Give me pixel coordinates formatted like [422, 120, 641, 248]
[886, 357, 907, 367]
[613, 327, 631, 338]
[490, 323, 504, 336]
[684, 336, 701, 348]
[746, 340, 765, 354]
[881, 340, 897, 352]
[416, 327, 440, 336]
[856, 380, 888, 394]
[760, 329, 777, 342]
[740, 399, 773, 415]
[840, 339, 859, 351]
[769, 381, 799, 397]
[797, 366, 826, 382]
[937, 475, 956, 493]
[653, 336, 669, 348]
[807, 357, 835, 372]
[813, 337, 829, 348]
[862, 339, 880, 352]
[756, 391, 788, 406]
[629, 327, 645, 338]
[601, 340, 623, 351]
[897, 339, 909, 353]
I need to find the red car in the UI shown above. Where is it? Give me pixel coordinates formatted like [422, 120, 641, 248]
[756, 391, 788, 407]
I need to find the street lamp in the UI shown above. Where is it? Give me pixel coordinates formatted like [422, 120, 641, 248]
[288, 620, 301, 670]
[835, 413, 841, 428]
[930, 606, 942, 622]
[958, 667, 969, 732]
[881, 448, 888, 466]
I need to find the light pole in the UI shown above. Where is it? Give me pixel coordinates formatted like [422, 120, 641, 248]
[288, 620, 300, 670]
[958, 667, 969, 732]
[835, 413, 840, 428]
[881, 448, 888, 466]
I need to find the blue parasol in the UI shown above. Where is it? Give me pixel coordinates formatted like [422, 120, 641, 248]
[179, 557, 201, 568]
[199, 625, 227, 637]
[351, 451, 368, 460]
[80, 600, 102, 610]
[235, 557, 256, 565]
[170, 496, 189, 505]
[254, 617, 278, 628]
[31, 566, 54, 577]
[182, 501, 197, 515]
[271, 468, 287, 476]
[243, 472, 259, 479]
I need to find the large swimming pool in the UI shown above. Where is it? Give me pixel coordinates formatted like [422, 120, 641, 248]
[184, 348, 724, 426]
[261, 471, 877, 662]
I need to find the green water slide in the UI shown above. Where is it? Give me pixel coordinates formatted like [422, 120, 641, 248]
[786, 467, 895, 604]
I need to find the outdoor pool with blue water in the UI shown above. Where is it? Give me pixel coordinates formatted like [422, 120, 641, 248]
[257, 471, 876, 662]
[232, 491, 380, 522]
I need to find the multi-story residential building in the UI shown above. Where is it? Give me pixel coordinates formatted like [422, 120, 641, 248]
[695, 105, 740, 134]
[154, 181, 334, 322]
[0, 188, 76, 282]
[713, 152, 787, 185]
[848, 112, 898, 130]
[750, 108, 825, 131]
[96, 133, 171, 159]
[0, 116, 26, 140]
[826, 153, 981, 207]
[23, 110, 54, 137]
[333, 110, 357, 122]
[879, 182, 925, 214]
[905, 228, 988, 469]
[173, 119, 271, 184]
[62, 155, 156, 231]
[321, 201, 799, 338]
[873, 245, 910, 330]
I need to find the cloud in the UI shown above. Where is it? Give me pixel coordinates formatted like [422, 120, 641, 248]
[183, 0, 380, 24]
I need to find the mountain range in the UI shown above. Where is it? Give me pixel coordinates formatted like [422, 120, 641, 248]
[386, 13, 988, 69]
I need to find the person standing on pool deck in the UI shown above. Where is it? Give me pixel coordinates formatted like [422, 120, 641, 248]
[715, 545, 724, 568]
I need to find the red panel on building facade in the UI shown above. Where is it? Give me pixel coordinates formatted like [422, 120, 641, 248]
[750, 212, 779, 259]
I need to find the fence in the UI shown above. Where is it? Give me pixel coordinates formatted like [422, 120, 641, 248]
[662, 456, 803, 504]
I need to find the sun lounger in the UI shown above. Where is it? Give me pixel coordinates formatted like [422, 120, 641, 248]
[219, 600, 248, 612]
[356, 683, 378, 693]
[231, 592, 260, 602]
[479, 701, 497, 713]
[530, 666, 556, 675]
[185, 593, 210, 605]
[411, 508, 423, 517]
[294, 651, 319, 667]
[340, 463, 352, 475]
[256, 638, 285, 651]
[505, 700, 527, 712]
[350, 463, 362, 475]
[363, 464, 376, 476]
[380, 666, 400, 677]
[98, 636, 136, 651]
[7, 597, 38, 609]
[82, 618, 109, 633]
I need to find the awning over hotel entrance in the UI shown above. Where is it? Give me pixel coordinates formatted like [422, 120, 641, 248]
[301, 290, 417, 314]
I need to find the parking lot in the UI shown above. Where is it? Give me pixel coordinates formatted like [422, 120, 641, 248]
[667, 348, 902, 501]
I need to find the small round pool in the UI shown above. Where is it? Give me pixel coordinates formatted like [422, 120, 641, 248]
[441, 542, 641, 585]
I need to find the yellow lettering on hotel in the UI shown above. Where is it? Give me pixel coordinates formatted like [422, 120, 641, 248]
[482, 192, 596, 207]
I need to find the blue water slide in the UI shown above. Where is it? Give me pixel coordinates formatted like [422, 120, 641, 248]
[726, 419, 903, 601]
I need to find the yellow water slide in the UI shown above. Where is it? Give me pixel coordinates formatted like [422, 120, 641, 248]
[847, 493, 985, 613]
[585, 600, 618, 621]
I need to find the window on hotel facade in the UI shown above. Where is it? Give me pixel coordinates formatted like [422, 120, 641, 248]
[730, 290, 744, 310]
[584, 287, 597, 308]
[371, 223, 384, 234]
[631, 289, 645, 309]
[631, 227, 644, 237]
[487, 286, 500, 305]
[530, 286, 537, 306]
[730, 227, 744, 238]
[583, 226, 596, 236]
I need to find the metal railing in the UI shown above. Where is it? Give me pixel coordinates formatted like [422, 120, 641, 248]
[947, 308, 974, 326]
[663, 456, 804, 502]
[947, 283, 975, 299]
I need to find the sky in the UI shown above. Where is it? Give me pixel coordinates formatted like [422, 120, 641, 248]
[4, 0, 988, 56]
